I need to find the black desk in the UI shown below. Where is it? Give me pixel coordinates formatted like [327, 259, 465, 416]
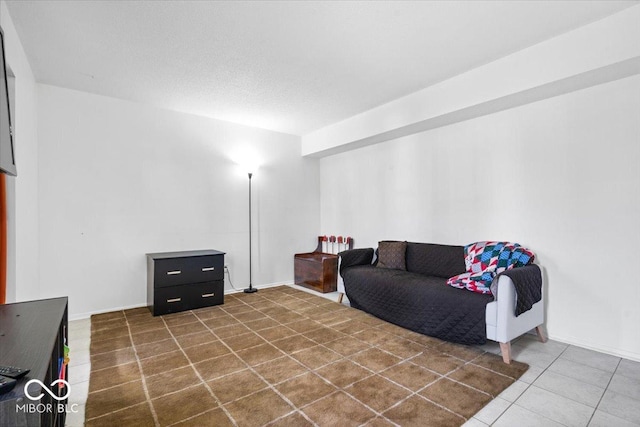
[0, 297, 68, 427]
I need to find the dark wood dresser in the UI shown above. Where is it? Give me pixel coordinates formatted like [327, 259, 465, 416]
[0, 297, 68, 427]
[147, 249, 225, 316]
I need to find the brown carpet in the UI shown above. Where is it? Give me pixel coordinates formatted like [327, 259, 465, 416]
[85, 285, 528, 427]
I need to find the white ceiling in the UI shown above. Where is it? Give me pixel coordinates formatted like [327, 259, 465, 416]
[5, 1, 637, 136]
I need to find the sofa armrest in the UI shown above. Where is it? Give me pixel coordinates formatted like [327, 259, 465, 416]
[492, 264, 541, 300]
[338, 248, 374, 276]
[486, 265, 545, 344]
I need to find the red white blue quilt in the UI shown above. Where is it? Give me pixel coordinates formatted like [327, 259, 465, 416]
[447, 241, 534, 294]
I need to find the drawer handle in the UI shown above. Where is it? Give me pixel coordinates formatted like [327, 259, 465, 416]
[166, 270, 182, 275]
[201, 293, 215, 298]
[167, 298, 182, 303]
[201, 267, 215, 272]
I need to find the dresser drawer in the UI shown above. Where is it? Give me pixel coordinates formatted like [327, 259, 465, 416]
[153, 285, 191, 316]
[154, 255, 224, 287]
[188, 280, 224, 309]
[152, 281, 224, 316]
[184, 255, 224, 282]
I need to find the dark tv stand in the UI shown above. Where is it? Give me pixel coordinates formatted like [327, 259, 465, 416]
[0, 297, 69, 427]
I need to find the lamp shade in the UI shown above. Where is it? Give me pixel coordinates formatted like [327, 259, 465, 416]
[230, 149, 261, 176]
[237, 155, 260, 176]
[241, 161, 258, 175]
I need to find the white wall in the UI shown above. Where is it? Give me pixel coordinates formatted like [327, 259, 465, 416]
[1, 1, 40, 303]
[37, 84, 320, 319]
[320, 75, 640, 361]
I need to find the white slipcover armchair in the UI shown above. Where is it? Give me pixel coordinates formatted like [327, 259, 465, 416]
[486, 267, 547, 363]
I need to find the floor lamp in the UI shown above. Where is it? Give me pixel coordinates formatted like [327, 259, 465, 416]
[244, 171, 257, 293]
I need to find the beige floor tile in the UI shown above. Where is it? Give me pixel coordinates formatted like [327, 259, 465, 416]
[598, 389, 640, 424]
[560, 346, 621, 373]
[533, 370, 605, 407]
[548, 358, 613, 389]
[516, 385, 594, 427]
[493, 404, 564, 427]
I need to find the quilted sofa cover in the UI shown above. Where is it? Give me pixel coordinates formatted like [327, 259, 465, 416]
[341, 242, 494, 345]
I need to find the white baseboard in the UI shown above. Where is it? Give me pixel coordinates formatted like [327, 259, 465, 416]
[548, 332, 640, 363]
[225, 281, 293, 294]
[69, 302, 149, 321]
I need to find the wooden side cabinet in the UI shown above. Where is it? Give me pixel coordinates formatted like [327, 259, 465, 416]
[294, 236, 353, 293]
[147, 249, 225, 316]
[294, 252, 338, 293]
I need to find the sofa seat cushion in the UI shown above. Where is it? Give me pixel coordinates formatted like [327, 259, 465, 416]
[343, 265, 493, 345]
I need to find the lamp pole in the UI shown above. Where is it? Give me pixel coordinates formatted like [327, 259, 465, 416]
[244, 172, 257, 293]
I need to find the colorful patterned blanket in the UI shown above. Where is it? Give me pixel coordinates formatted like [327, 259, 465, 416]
[446, 241, 535, 295]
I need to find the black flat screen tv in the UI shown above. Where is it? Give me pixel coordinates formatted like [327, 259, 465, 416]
[0, 26, 16, 176]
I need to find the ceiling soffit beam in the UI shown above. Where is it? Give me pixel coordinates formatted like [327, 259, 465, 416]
[301, 5, 640, 158]
[305, 57, 640, 158]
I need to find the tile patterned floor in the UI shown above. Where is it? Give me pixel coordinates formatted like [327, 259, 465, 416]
[65, 284, 640, 427]
[81, 286, 527, 426]
[469, 334, 640, 426]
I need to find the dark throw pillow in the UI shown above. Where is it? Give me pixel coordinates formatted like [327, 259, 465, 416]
[377, 241, 407, 270]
